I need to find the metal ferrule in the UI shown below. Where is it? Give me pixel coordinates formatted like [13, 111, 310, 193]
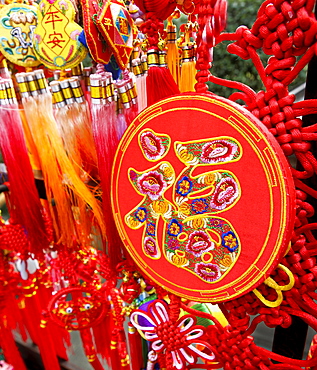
[141, 54, 148, 73]
[25, 73, 39, 97]
[69, 77, 85, 104]
[167, 25, 177, 43]
[182, 44, 194, 63]
[60, 79, 75, 105]
[4, 79, 17, 104]
[33, 69, 49, 94]
[0, 82, 9, 106]
[117, 83, 131, 109]
[132, 47, 140, 61]
[147, 49, 159, 68]
[16, 73, 30, 98]
[50, 81, 66, 108]
[71, 63, 83, 79]
[132, 58, 143, 77]
[90, 74, 102, 105]
[159, 50, 167, 67]
[84, 67, 92, 91]
[105, 73, 114, 103]
[126, 80, 137, 105]
[53, 70, 60, 81]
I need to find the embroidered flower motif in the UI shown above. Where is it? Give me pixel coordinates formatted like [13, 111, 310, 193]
[222, 231, 239, 252]
[137, 170, 167, 201]
[130, 300, 215, 369]
[200, 140, 238, 164]
[186, 230, 214, 257]
[176, 176, 193, 196]
[143, 236, 159, 258]
[140, 131, 165, 160]
[191, 198, 208, 214]
[168, 219, 183, 237]
[146, 222, 156, 236]
[195, 263, 221, 282]
[167, 238, 179, 250]
[135, 207, 148, 222]
[210, 177, 239, 210]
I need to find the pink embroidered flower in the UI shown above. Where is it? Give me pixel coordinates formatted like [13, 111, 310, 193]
[137, 170, 167, 201]
[130, 300, 215, 369]
[210, 177, 239, 211]
[186, 230, 214, 257]
[140, 131, 165, 160]
[195, 263, 221, 282]
[144, 236, 159, 258]
[201, 140, 238, 164]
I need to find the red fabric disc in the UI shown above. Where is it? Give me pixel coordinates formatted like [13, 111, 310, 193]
[112, 93, 295, 302]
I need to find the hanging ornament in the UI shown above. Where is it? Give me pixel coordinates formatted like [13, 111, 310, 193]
[33, 0, 87, 69]
[81, 0, 112, 64]
[0, 2, 40, 67]
[112, 93, 295, 302]
[96, 0, 138, 70]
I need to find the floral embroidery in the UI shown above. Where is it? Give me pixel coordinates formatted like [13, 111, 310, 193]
[186, 230, 214, 257]
[200, 140, 239, 164]
[210, 177, 239, 210]
[167, 238, 179, 250]
[140, 131, 165, 160]
[135, 207, 148, 222]
[137, 170, 167, 201]
[126, 137, 241, 283]
[191, 198, 208, 214]
[195, 263, 221, 282]
[130, 301, 215, 369]
[222, 231, 239, 252]
[146, 222, 156, 236]
[176, 176, 193, 196]
[144, 236, 159, 258]
[168, 219, 182, 237]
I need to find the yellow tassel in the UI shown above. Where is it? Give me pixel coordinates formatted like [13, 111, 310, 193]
[180, 42, 196, 92]
[166, 13, 181, 87]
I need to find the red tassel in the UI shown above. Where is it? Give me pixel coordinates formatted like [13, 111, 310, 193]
[128, 323, 144, 370]
[0, 321, 27, 370]
[0, 83, 48, 257]
[147, 65, 180, 106]
[80, 329, 104, 370]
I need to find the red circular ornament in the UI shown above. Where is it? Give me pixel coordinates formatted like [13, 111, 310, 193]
[112, 94, 295, 302]
[48, 287, 107, 330]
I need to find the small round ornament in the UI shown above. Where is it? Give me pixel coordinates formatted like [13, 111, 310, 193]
[0, 2, 40, 67]
[112, 93, 296, 302]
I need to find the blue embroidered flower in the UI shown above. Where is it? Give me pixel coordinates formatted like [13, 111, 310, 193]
[191, 198, 208, 214]
[176, 176, 193, 196]
[221, 231, 239, 252]
[167, 219, 182, 237]
[135, 207, 148, 223]
[146, 222, 156, 236]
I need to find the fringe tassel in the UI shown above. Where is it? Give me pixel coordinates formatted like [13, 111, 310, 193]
[180, 42, 196, 93]
[22, 93, 106, 247]
[128, 323, 144, 370]
[147, 65, 180, 106]
[0, 93, 48, 256]
[166, 19, 180, 87]
[90, 74, 124, 268]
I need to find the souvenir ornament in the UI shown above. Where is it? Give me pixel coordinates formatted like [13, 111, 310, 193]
[0, 2, 40, 67]
[81, 0, 112, 64]
[97, 0, 138, 69]
[112, 93, 295, 302]
[33, 0, 87, 69]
